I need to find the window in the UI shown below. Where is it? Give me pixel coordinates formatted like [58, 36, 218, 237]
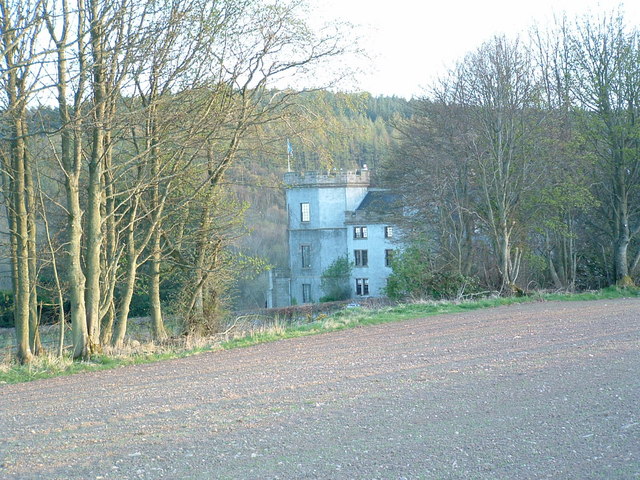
[385, 249, 394, 267]
[302, 284, 311, 303]
[353, 226, 368, 239]
[301, 202, 310, 222]
[385, 226, 393, 238]
[301, 245, 311, 268]
[354, 249, 368, 267]
[355, 278, 369, 296]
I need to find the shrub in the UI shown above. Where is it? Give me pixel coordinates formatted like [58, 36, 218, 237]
[0, 291, 68, 328]
[385, 243, 479, 300]
[0, 291, 13, 328]
[320, 256, 352, 302]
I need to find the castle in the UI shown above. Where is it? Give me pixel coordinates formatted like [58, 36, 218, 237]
[268, 169, 400, 307]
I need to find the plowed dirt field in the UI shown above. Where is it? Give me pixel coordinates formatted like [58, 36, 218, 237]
[1, 299, 639, 479]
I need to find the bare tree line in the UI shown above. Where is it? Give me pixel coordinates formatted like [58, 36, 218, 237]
[386, 10, 640, 297]
[0, 0, 349, 363]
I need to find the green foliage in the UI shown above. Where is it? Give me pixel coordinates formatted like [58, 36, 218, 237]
[616, 275, 636, 288]
[385, 242, 479, 300]
[0, 291, 65, 328]
[0, 291, 14, 328]
[320, 256, 352, 302]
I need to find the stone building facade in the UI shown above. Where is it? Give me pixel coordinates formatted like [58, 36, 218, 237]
[268, 169, 400, 307]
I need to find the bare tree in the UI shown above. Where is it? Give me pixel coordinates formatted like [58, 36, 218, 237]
[44, 0, 90, 358]
[136, 0, 350, 335]
[396, 37, 543, 292]
[5, 0, 351, 357]
[387, 99, 477, 279]
[0, 0, 45, 362]
[530, 19, 596, 291]
[566, 12, 640, 284]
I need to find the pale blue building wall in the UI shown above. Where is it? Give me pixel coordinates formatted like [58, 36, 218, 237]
[285, 171, 368, 304]
[277, 170, 400, 306]
[346, 221, 396, 298]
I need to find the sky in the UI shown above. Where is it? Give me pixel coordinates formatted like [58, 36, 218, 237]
[307, 0, 640, 98]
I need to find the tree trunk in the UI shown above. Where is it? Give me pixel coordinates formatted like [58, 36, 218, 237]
[99, 91, 120, 344]
[614, 170, 630, 282]
[113, 201, 140, 348]
[84, 0, 107, 351]
[24, 144, 42, 355]
[546, 233, 564, 289]
[147, 100, 168, 341]
[3, 179, 30, 362]
[11, 117, 33, 364]
[500, 234, 511, 291]
[614, 237, 630, 283]
[85, 128, 104, 353]
[1, 8, 34, 362]
[98, 139, 117, 346]
[100, 303, 115, 346]
[67, 171, 88, 359]
[45, 1, 89, 358]
[150, 229, 167, 341]
[112, 243, 137, 348]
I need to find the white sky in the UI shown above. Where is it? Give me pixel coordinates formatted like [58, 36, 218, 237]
[307, 0, 640, 98]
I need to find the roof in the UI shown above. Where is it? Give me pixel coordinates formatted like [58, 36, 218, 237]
[356, 190, 400, 214]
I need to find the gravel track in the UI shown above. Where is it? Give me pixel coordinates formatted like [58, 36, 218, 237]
[1, 298, 639, 479]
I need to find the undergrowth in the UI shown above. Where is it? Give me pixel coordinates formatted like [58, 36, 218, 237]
[1, 286, 638, 384]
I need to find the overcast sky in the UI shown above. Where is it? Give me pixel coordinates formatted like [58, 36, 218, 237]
[306, 0, 640, 98]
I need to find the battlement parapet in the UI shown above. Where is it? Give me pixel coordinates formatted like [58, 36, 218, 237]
[284, 170, 370, 188]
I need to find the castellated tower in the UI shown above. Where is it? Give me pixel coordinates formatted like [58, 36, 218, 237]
[269, 169, 399, 307]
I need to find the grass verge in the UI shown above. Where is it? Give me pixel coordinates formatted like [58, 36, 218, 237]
[1, 286, 638, 385]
